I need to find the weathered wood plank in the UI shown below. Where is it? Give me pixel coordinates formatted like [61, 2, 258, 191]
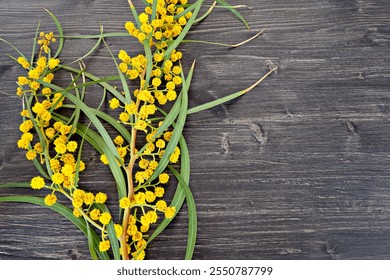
[1, 0, 390, 260]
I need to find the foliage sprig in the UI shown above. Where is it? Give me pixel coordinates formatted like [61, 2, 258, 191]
[0, 0, 276, 260]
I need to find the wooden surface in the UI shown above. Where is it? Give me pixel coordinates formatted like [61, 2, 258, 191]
[1, 0, 390, 260]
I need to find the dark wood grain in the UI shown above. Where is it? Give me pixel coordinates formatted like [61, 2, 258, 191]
[1, 0, 390, 260]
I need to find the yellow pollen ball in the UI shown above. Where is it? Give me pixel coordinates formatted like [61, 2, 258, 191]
[30, 176, 45, 190]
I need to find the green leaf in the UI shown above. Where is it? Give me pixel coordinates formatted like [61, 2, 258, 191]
[215, 0, 250, 30]
[168, 165, 196, 260]
[194, 1, 217, 23]
[60, 32, 130, 39]
[127, 0, 141, 28]
[0, 182, 30, 188]
[69, 25, 105, 65]
[85, 219, 99, 260]
[45, 9, 64, 58]
[187, 67, 276, 115]
[30, 22, 41, 65]
[61, 65, 126, 104]
[0, 195, 110, 260]
[0, 38, 27, 59]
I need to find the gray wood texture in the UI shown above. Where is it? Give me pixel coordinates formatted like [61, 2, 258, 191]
[1, 0, 390, 260]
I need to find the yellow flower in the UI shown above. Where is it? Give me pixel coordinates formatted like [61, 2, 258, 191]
[119, 197, 131, 209]
[155, 139, 166, 149]
[134, 120, 147, 131]
[50, 159, 61, 172]
[146, 210, 158, 224]
[72, 197, 83, 208]
[44, 193, 57, 206]
[156, 200, 167, 211]
[159, 173, 169, 184]
[19, 120, 33, 133]
[132, 231, 143, 242]
[125, 21, 135, 33]
[17, 76, 29, 86]
[34, 142, 43, 153]
[164, 206, 176, 219]
[155, 187, 164, 197]
[138, 13, 149, 24]
[55, 143, 67, 154]
[52, 173, 65, 184]
[152, 77, 162, 87]
[89, 208, 101, 220]
[99, 240, 110, 252]
[166, 90, 177, 101]
[100, 154, 109, 165]
[173, 75, 182, 85]
[109, 98, 120, 109]
[73, 208, 83, 218]
[99, 212, 112, 225]
[95, 192, 107, 204]
[119, 112, 130, 122]
[169, 153, 179, 163]
[132, 250, 145, 260]
[26, 150, 37, 160]
[30, 176, 45, 190]
[48, 58, 60, 69]
[137, 32, 146, 42]
[138, 158, 149, 169]
[166, 81, 175, 91]
[83, 192, 95, 205]
[114, 135, 124, 146]
[145, 191, 156, 203]
[66, 141, 78, 152]
[61, 164, 74, 177]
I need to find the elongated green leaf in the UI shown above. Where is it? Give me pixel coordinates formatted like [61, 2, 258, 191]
[0, 195, 110, 260]
[45, 9, 64, 58]
[69, 26, 104, 65]
[168, 165, 196, 260]
[0, 38, 27, 59]
[127, 0, 141, 28]
[61, 65, 126, 104]
[194, 1, 217, 23]
[187, 67, 276, 115]
[215, 0, 250, 30]
[60, 32, 129, 39]
[93, 109, 132, 145]
[30, 22, 41, 65]
[0, 182, 30, 188]
[85, 219, 99, 260]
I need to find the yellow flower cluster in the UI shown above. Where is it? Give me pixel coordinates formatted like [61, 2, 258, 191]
[16, 33, 113, 231]
[97, 0, 193, 258]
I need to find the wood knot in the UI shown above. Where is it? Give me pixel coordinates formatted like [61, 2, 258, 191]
[345, 121, 358, 134]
